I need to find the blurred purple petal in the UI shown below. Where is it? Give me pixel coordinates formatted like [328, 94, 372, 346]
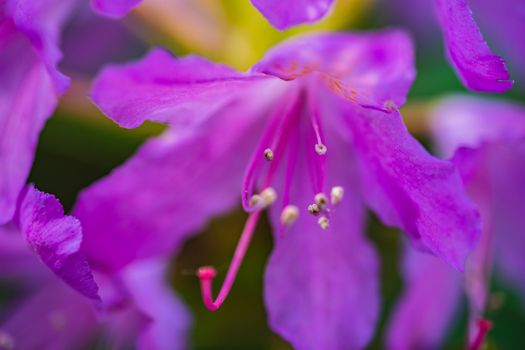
[434, 0, 512, 92]
[0, 0, 71, 224]
[253, 30, 416, 110]
[91, 48, 278, 129]
[74, 102, 266, 271]
[18, 185, 100, 300]
[431, 95, 525, 158]
[387, 245, 462, 349]
[122, 259, 191, 350]
[91, 0, 142, 18]
[345, 106, 480, 269]
[250, 0, 334, 30]
[265, 133, 379, 350]
[0, 280, 97, 350]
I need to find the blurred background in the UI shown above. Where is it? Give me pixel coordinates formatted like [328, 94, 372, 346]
[26, 0, 524, 348]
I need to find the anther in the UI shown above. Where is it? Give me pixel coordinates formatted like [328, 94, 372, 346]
[264, 148, 274, 161]
[314, 192, 328, 208]
[308, 203, 321, 216]
[315, 143, 327, 155]
[330, 186, 344, 205]
[249, 194, 262, 208]
[260, 187, 277, 207]
[280, 205, 299, 226]
[318, 216, 330, 229]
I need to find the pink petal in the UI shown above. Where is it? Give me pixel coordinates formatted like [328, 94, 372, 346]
[250, 0, 334, 30]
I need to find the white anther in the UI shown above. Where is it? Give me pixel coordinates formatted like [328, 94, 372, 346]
[314, 192, 328, 208]
[264, 148, 274, 161]
[315, 143, 327, 155]
[330, 186, 344, 205]
[249, 194, 262, 208]
[260, 187, 277, 207]
[318, 216, 330, 230]
[280, 205, 299, 226]
[308, 203, 321, 216]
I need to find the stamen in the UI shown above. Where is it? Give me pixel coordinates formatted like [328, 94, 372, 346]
[315, 143, 327, 155]
[318, 216, 330, 229]
[264, 148, 274, 161]
[249, 187, 277, 210]
[330, 186, 344, 205]
[260, 187, 277, 207]
[280, 205, 299, 226]
[308, 203, 321, 216]
[469, 319, 493, 350]
[197, 211, 261, 311]
[315, 192, 328, 208]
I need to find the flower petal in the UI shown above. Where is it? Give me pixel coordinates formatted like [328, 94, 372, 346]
[253, 30, 416, 110]
[386, 245, 462, 350]
[91, 48, 279, 129]
[250, 0, 334, 30]
[5, 0, 73, 91]
[121, 259, 191, 350]
[74, 101, 266, 271]
[18, 185, 100, 300]
[434, 0, 513, 92]
[431, 95, 525, 158]
[265, 134, 379, 349]
[343, 105, 480, 269]
[0, 0, 71, 224]
[0, 280, 97, 350]
[91, 0, 143, 18]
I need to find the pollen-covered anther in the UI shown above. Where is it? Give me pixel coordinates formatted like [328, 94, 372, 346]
[197, 266, 217, 280]
[260, 187, 277, 207]
[280, 205, 299, 226]
[314, 192, 328, 208]
[318, 216, 330, 230]
[330, 186, 344, 205]
[308, 203, 321, 216]
[263, 148, 274, 161]
[315, 143, 327, 155]
[249, 194, 262, 208]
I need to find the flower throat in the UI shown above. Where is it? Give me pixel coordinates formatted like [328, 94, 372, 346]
[197, 89, 345, 311]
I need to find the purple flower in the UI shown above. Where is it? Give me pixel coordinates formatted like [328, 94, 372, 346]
[0, 0, 73, 225]
[0, 185, 191, 349]
[387, 95, 525, 350]
[91, 0, 334, 29]
[85, 30, 480, 349]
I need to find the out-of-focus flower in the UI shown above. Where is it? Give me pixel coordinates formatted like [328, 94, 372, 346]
[85, 30, 480, 349]
[0, 185, 190, 349]
[0, 0, 74, 225]
[92, 0, 335, 29]
[387, 95, 525, 350]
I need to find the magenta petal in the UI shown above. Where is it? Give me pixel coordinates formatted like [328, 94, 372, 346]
[250, 0, 334, 30]
[74, 103, 265, 271]
[91, 0, 143, 18]
[387, 245, 462, 349]
[265, 150, 379, 349]
[0, 0, 70, 224]
[434, 0, 513, 92]
[253, 30, 415, 110]
[18, 185, 100, 300]
[91, 48, 275, 129]
[345, 106, 480, 269]
[0, 281, 97, 350]
[431, 95, 525, 159]
[121, 259, 191, 350]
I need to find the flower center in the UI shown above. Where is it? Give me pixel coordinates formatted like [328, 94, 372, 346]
[197, 88, 345, 311]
